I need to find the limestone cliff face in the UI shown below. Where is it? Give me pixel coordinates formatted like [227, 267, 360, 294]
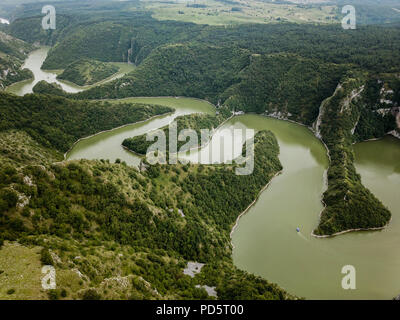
[313, 72, 392, 236]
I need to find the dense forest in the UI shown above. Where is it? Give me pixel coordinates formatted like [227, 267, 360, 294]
[57, 59, 119, 86]
[5, 7, 397, 236]
[74, 43, 251, 103]
[313, 71, 392, 235]
[0, 1, 399, 299]
[0, 92, 290, 299]
[0, 92, 172, 152]
[221, 54, 347, 125]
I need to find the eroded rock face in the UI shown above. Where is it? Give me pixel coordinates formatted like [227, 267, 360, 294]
[195, 285, 217, 298]
[183, 261, 205, 278]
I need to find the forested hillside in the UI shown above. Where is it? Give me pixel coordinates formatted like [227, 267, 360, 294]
[123, 106, 232, 155]
[0, 92, 172, 152]
[75, 43, 251, 103]
[0, 2, 399, 299]
[0, 90, 291, 299]
[0, 32, 32, 89]
[313, 72, 393, 235]
[57, 59, 119, 86]
[221, 54, 346, 125]
[14, 11, 398, 236]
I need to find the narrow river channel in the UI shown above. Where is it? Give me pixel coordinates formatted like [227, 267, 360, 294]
[6, 47, 135, 95]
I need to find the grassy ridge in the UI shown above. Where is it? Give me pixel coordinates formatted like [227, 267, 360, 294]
[57, 59, 119, 86]
[314, 72, 392, 235]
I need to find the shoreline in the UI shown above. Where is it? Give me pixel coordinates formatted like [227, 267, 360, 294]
[230, 170, 283, 249]
[311, 217, 393, 238]
[63, 111, 174, 160]
[60, 95, 395, 240]
[53, 63, 134, 90]
[6, 46, 134, 95]
[352, 132, 400, 145]
[103, 95, 218, 110]
[259, 112, 395, 239]
[65, 96, 218, 162]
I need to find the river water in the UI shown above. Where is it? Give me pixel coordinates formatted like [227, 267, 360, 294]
[67, 111, 400, 300]
[10, 47, 400, 299]
[6, 47, 135, 95]
[231, 117, 400, 300]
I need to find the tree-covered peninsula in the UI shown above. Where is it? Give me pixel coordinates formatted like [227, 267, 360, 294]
[0, 91, 290, 299]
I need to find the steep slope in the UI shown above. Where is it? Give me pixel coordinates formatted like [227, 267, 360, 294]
[313, 72, 392, 236]
[57, 59, 119, 86]
[74, 43, 251, 103]
[221, 54, 346, 125]
[0, 31, 32, 89]
[0, 92, 173, 153]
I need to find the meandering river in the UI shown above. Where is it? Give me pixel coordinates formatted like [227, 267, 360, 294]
[11, 48, 400, 299]
[6, 47, 135, 95]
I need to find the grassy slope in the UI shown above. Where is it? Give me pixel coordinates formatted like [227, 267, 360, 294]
[57, 59, 119, 86]
[0, 130, 61, 167]
[74, 43, 251, 103]
[0, 242, 47, 299]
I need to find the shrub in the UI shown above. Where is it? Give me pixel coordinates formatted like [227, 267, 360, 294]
[82, 289, 101, 300]
[40, 248, 54, 266]
[47, 289, 60, 300]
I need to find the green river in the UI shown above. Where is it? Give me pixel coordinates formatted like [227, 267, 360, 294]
[6, 47, 135, 95]
[9, 48, 400, 300]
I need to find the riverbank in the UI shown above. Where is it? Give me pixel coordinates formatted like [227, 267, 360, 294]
[63, 111, 174, 160]
[6, 47, 135, 96]
[230, 170, 283, 249]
